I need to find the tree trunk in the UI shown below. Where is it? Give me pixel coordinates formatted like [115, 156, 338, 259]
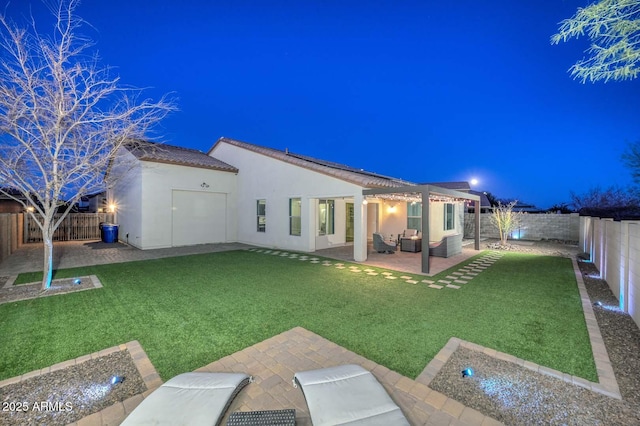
[42, 230, 54, 290]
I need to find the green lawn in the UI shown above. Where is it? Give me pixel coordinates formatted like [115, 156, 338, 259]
[0, 250, 597, 382]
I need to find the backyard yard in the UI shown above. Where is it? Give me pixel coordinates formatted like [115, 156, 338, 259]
[0, 249, 596, 384]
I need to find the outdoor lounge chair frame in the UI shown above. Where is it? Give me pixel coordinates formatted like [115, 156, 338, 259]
[293, 364, 410, 426]
[121, 372, 251, 426]
[429, 233, 462, 258]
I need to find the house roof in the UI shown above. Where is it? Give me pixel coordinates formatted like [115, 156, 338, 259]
[210, 137, 414, 188]
[421, 181, 471, 192]
[469, 190, 493, 208]
[125, 140, 238, 173]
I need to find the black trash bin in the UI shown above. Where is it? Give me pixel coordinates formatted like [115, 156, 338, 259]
[101, 223, 119, 243]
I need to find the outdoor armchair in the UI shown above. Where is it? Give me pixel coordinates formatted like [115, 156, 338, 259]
[429, 234, 462, 258]
[372, 232, 397, 253]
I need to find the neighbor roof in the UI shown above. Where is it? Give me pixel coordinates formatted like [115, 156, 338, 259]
[210, 137, 414, 188]
[125, 140, 238, 173]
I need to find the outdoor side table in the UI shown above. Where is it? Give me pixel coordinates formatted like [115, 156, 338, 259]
[400, 237, 422, 253]
[227, 409, 296, 425]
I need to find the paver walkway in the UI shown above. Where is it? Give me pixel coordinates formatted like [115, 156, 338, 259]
[0, 240, 251, 276]
[248, 248, 503, 291]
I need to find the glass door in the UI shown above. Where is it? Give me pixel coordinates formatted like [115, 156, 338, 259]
[345, 202, 354, 242]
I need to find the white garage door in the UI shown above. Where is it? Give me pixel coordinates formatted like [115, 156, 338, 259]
[172, 190, 226, 246]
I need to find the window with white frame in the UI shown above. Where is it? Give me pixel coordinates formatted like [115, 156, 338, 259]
[289, 198, 301, 236]
[257, 199, 266, 232]
[444, 203, 455, 230]
[407, 202, 422, 231]
[318, 199, 334, 235]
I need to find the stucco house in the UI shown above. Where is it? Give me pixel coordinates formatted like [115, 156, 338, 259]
[111, 137, 480, 272]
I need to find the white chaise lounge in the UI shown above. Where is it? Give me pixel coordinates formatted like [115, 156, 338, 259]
[293, 364, 410, 426]
[121, 372, 250, 426]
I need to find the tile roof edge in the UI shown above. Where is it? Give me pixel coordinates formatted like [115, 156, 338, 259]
[126, 140, 238, 173]
[137, 157, 238, 173]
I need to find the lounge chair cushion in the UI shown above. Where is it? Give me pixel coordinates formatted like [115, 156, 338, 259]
[294, 364, 409, 426]
[121, 372, 250, 426]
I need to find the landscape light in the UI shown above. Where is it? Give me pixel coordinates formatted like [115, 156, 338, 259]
[461, 368, 474, 378]
[111, 375, 124, 385]
[73, 278, 82, 285]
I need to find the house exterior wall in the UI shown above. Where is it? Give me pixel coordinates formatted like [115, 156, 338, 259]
[210, 141, 363, 252]
[138, 162, 236, 249]
[429, 201, 464, 242]
[112, 150, 236, 250]
[378, 201, 407, 240]
[110, 150, 143, 248]
[376, 200, 465, 242]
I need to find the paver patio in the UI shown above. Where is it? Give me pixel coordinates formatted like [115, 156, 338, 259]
[317, 241, 480, 276]
[56, 327, 501, 426]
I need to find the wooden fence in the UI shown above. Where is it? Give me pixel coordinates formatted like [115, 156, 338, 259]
[0, 213, 21, 266]
[23, 213, 114, 243]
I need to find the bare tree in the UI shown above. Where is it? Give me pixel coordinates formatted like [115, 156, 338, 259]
[0, 0, 175, 289]
[570, 186, 640, 219]
[489, 201, 524, 246]
[551, 0, 640, 83]
[623, 140, 640, 184]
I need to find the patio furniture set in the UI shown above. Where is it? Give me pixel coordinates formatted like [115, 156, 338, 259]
[121, 364, 409, 425]
[373, 230, 462, 258]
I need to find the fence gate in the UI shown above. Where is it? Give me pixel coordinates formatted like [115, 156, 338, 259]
[23, 213, 113, 243]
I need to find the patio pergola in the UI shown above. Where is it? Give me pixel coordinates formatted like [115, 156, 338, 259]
[362, 184, 481, 274]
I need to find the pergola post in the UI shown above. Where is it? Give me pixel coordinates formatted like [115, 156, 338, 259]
[421, 190, 430, 274]
[353, 193, 367, 262]
[474, 200, 480, 250]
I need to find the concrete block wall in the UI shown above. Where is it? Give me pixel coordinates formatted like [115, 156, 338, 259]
[464, 213, 580, 241]
[582, 216, 640, 329]
[605, 220, 622, 303]
[629, 224, 640, 326]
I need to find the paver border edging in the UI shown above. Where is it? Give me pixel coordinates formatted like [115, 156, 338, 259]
[416, 258, 621, 400]
[0, 275, 104, 305]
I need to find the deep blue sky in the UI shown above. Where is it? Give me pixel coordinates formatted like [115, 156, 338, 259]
[9, 0, 640, 208]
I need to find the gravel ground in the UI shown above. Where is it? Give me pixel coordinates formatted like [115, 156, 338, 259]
[0, 350, 145, 425]
[429, 242, 640, 425]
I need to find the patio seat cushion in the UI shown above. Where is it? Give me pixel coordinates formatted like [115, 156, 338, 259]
[294, 364, 409, 426]
[121, 372, 250, 426]
[402, 229, 419, 238]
